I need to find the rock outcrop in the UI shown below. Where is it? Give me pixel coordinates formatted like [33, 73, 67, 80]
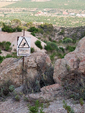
[53, 37, 85, 84]
[0, 52, 54, 90]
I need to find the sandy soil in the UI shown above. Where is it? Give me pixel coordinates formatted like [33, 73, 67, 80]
[0, 31, 46, 54]
[0, 2, 15, 8]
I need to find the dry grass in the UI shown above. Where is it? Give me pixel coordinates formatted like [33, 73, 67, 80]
[0, 2, 15, 8]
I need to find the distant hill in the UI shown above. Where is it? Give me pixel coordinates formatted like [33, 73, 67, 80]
[3, 0, 85, 10]
[31, 0, 50, 2]
[0, 0, 20, 1]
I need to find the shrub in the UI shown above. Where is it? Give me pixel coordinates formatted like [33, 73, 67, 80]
[50, 52, 56, 61]
[31, 32, 35, 36]
[11, 52, 17, 58]
[31, 47, 35, 53]
[79, 98, 84, 106]
[15, 27, 22, 32]
[59, 29, 64, 35]
[9, 85, 15, 92]
[11, 19, 21, 27]
[2, 23, 22, 32]
[61, 70, 85, 100]
[38, 28, 44, 34]
[0, 41, 12, 51]
[28, 27, 38, 33]
[26, 22, 33, 27]
[2, 24, 14, 32]
[63, 100, 74, 113]
[4, 42, 11, 51]
[44, 42, 58, 52]
[14, 95, 20, 101]
[35, 40, 42, 49]
[39, 23, 53, 33]
[6, 54, 12, 58]
[72, 38, 77, 44]
[28, 100, 44, 113]
[0, 49, 2, 54]
[0, 56, 3, 63]
[0, 80, 13, 97]
[59, 47, 65, 53]
[57, 52, 65, 58]
[63, 38, 73, 43]
[66, 45, 76, 52]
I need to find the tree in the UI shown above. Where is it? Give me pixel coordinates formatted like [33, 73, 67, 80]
[11, 19, 21, 28]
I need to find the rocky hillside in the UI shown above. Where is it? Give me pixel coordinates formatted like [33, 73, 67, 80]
[0, 36, 85, 113]
[36, 24, 85, 42]
[54, 26, 85, 41]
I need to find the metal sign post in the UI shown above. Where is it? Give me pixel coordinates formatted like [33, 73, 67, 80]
[22, 29, 25, 70]
[17, 30, 31, 84]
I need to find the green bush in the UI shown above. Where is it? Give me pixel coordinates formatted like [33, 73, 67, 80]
[57, 53, 65, 58]
[66, 45, 76, 52]
[2, 23, 22, 32]
[15, 27, 22, 32]
[59, 47, 65, 53]
[44, 42, 58, 52]
[35, 40, 42, 49]
[72, 38, 77, 44]
[5, 54, 12, 58]
[2, 24, 15, 32]
[0, 80, 14, 97]
[31, 32, 35, 36]
[28, 27, 38, 33]
[28, 100, 44, 113]
[63, 100, 74, 113]
[9, 85, 15, 92]
[26, 22, 33, 27]
[39, 23, 53, 33]
[79, 98, 84, 106]
[11, 52, 17, 58]
[14, 95, 20, 101]
[50, 52, 56, 61]
[0, 41, 11, 51]
[31, 47, 35, 53]
[0, 56, 3, 63]
[0, 49, 2, 54]
[59, 29, 65, 35]
[38, 28, 44, 34]
[63, 38, 73, 43]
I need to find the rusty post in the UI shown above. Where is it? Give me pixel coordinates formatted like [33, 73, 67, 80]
[23, 29, 25, 37]
[22, 29, 25, 84]
[22, 29, 25, 68]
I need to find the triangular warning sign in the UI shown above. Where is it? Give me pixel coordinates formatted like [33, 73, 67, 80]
[18, 37, 30, 48]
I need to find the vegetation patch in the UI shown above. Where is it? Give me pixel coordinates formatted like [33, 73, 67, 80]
[0, 80, 15, 100]
[35, 40, 43, 49]
[63, 37, 73, 43]
[2, 23, 22, 33]
[61, 70, 85, 101]
[0, 41, 11, 51]
[44, 41, 58, 52]
[0, 56, 3, 63]
[31, 47, 35, 53]
[66, 45, 76, 52]
[28, 100, 44, 113]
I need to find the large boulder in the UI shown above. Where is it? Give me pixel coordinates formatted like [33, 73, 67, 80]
[0, 52, 54, 92]
[53, 37, 85, 84]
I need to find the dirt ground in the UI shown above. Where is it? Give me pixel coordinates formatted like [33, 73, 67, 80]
[0, 95, 84, 113]
[0, 2, 15, 8]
